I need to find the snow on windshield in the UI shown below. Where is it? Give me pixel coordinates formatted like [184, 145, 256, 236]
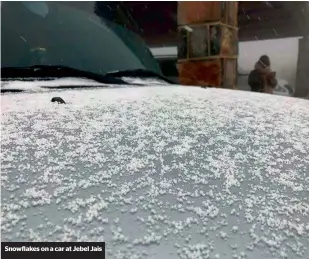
[1, 87, 309, 258]
[120, 77, 170, 85]
[1, 78, 106, 92]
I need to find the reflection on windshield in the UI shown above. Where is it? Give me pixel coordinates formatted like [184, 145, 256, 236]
[22, 1, 49, 18]
[1, 1, 161, 76]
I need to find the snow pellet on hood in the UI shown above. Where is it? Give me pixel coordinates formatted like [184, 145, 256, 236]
[1, 86, 309, 258]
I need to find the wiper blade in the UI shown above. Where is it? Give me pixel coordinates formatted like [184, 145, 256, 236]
[1, 65, 129, 85]
[106, 69, 177, 84]
[1, 89, 25, 93]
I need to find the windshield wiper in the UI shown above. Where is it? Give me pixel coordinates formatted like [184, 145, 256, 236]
[1, 65, 129, 85]
[1, 89, 25, 93]
[106, 69, 177, 84]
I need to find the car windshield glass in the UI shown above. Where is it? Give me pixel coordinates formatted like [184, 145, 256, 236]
[1, 1, 162, 77]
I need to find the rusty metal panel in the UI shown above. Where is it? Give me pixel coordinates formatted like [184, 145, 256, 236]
[177, 59, 221, 87]
[178, 27, 188, 59]
[223, 59, 237, 89]
[221, 26, 238, 56]
[178, 22, 239, 61]
[177, 1, 238, 88]
[223, 2, 238, 27]
[177, 1, 222, 25]
[189, 26, 209, 58]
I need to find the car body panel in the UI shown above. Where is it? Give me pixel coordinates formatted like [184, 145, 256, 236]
[1, 84, 309, 259]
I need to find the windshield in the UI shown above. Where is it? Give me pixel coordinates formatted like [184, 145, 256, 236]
[1, 1, 162, 76]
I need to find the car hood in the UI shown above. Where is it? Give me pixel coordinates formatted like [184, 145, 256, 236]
[1, 85, 309, 259]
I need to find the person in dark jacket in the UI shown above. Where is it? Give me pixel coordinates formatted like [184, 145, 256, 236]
[248, 55, 277, 94]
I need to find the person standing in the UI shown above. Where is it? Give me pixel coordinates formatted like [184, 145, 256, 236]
[248, 55, 277, 94]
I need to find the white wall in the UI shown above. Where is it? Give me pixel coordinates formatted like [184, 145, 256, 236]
[151, 47, 177, 58]
[238, 37, 300, 87]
